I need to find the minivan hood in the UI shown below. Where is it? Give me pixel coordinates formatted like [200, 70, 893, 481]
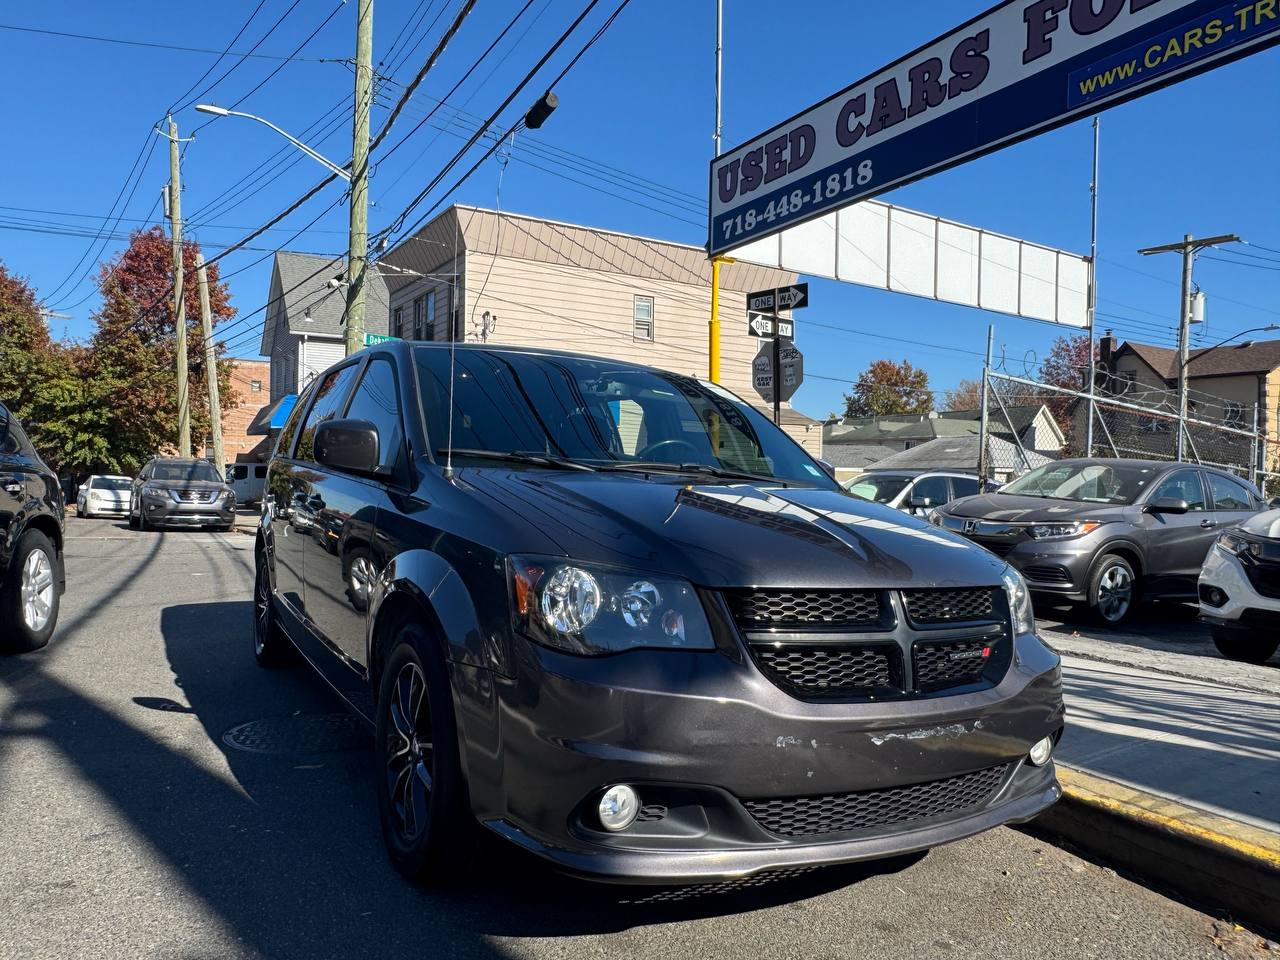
[464, 469, 1007, 589]
[942, 493, 1123, 523]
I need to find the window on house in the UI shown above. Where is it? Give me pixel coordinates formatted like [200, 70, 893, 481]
[633, 296, 654, 341]
[412, 297, 423, 341]
[250, 379, 262, 393]
[1223, 400, 1245, 427]
[393, 306, 404, 339]
[423, 291, 436, 341]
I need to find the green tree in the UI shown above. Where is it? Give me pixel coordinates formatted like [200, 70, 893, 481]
[80, 227, 237, 475]
[843, 358, 933, 418]
[0, 263, 80, 472]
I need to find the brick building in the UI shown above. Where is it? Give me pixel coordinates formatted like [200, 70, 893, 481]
[211, 358, 271, 463]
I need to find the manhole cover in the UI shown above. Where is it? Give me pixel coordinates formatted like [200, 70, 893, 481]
[221, 713, 369, 755]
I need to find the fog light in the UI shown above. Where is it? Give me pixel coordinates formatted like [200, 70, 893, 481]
[598, 784, 639, 832]
[1028, 735, 1053, 766]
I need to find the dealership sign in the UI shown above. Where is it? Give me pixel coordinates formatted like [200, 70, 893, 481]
[708, 0, 1280, 255]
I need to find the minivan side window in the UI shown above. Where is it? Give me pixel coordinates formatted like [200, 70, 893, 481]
[1150, 470, 1206, 510]
[295, 365, 360, 463]
[343, 358, 407, 477]
[1208, 472, 1254, 511]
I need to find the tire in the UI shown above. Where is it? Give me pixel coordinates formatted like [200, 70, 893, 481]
[253, 552, 295, 668]
[1087, 553, 1137, 627]
[1211, 626, 1279, 664]
[375, 624, 471, 884]
[0, 529, 60, 654]
[128, 502, 139, 529]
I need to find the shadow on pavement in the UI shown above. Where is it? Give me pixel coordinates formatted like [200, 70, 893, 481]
[0, 597, 924, 960]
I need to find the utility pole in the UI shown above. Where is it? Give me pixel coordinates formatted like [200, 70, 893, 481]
[1085, 117, 1099, 458]
[195, 253, 225, 477]
[1138, 232, 1240, 461]
[167, 115, 191, 457]
[708, 0, 727, 383]
[344, 0, 374, 356]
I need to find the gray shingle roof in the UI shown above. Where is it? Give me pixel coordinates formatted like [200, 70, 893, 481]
[864, 436, 1053, 475]
[823, 444, 898, 469]
[273, 251, 390, 340]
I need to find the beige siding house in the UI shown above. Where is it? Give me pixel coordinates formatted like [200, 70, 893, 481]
[380, 205, 822, 456]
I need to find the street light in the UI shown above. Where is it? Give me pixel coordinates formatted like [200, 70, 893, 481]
[1184, 325, 1280, 369]
[194, 104, 351, 182]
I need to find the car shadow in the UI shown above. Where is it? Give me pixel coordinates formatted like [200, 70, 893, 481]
[151, 600, 926, 953]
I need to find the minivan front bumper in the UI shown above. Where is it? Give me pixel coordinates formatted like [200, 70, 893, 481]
[460, 631, 1064, 884]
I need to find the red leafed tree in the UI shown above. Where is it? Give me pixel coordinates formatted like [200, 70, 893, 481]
[843, 359, 933, 417]
[1039, 334, 1098, 432]
[84, 227, 238, 473]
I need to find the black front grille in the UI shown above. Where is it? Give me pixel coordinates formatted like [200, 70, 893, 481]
[1245, 561, 1280, 600]
[755, 645, 897, 697]
[969, 538, 1016, 558]
[725, 589, 882, 630]
[743, 764, 1009, 838]
[914, 639, 991, 689]
[1022, 564, 1073, 584]
[903, 588, 996, 624]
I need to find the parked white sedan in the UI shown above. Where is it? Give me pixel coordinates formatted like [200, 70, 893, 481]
[76, 475, 132, 519]
[1199, 508, 1280, 664]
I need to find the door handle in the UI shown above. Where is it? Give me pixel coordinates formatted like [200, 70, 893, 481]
[1200, 519, 1218, 529]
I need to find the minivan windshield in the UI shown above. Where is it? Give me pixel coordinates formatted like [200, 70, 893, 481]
[1000, 461, 1158, 504]
[151, 461, 222, 483]
[844, 474, 910, 503]
[413, 348, 837, 487]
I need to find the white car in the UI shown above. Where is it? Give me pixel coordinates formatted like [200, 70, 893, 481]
[1199, 508, 1280, 664]
[76, 474, 132, 519]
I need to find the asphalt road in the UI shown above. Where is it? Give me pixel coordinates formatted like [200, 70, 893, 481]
[0, 517, 1270, 960]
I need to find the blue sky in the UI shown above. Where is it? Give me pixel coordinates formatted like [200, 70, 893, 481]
[2, 0, 1278, 419]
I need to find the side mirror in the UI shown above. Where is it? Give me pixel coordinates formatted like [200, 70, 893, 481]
[1145, 496, 1190, 515]
[314, 419, 381, 476]
[1269, 497, 1280, 511]
[909, 495, 933, 509]
[815, 458, 837, 479]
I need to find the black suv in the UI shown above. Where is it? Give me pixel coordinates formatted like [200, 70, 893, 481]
[255, 343, 1064, 884]
[0, 402, 64, 653]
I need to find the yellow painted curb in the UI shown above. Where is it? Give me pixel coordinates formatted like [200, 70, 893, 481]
[1057, 766, 1280, 870]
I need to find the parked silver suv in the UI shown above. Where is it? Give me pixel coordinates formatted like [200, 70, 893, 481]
[933, 459, 1265, 625]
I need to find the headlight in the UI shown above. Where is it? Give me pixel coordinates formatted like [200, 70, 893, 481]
[510, 557, 715, 656]
[1216, 529, 1262, 558]
[1028, 521, 1101, 540]
[1002, 564, 1035, 635]
[141, 483, 163, 498]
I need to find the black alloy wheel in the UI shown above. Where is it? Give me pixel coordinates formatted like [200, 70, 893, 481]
[375, 625, 469, 883]
[253, 553, 294, 667]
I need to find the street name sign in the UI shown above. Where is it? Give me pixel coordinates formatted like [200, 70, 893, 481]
[753, 342, 804, 405]
[709, 0, 1280, 255]
[747, 283, 808, 313]
[364, 333, 401, 346]
[747, 312, 795, 339]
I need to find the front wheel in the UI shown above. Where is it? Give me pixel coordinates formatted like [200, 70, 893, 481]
[1087, 554, 1137, 627]
[0, 529, 59, 654]
[253, 553, 295, 668]
[1212, 627, 1279, 664]
[375, 624, 470, 884]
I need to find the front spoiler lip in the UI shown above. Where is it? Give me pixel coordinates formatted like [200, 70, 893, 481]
[483, 766, 1061, 885]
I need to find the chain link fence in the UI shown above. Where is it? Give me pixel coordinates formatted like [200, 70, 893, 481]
[981, 369, 1279, 496]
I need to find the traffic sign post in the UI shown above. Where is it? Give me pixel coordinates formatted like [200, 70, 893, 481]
[747, 283, 808, 313]
[748, 285, 805, 421]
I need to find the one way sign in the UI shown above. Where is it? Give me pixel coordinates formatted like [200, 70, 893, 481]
[747, 312, 793, 339]
[747, 283, 808, 313]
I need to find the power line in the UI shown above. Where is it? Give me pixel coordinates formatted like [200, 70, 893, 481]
[0, 22, 336, 60]
[167, 0, 269, 112]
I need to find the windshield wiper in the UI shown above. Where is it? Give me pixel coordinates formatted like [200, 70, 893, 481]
[438, 449, 596, 472]
[595, 461, 793, 486]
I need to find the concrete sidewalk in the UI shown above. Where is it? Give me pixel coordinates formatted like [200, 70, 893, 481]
[1037, 654, 1280, 931]
[1057, 655, 1280, 832]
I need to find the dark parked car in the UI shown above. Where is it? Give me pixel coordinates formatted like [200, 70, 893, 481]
[128, 458, 236, 531]
[0, 402, 65, 653]
[932, 459, 1266, 625]
[255, 343, 1064, 884]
